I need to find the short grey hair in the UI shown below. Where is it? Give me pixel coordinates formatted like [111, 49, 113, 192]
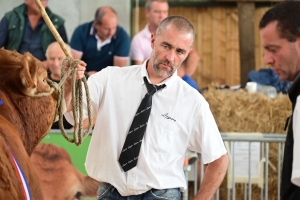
[156, 15, 195, 46]
[145, 0, 168, 11]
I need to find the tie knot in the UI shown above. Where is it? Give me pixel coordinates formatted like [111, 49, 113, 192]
[143, 77, 165, 95]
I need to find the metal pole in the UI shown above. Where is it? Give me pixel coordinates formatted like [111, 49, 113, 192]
[265, 143, 269, 200]
[232, 142, 236, 200]
[248, 142, 252, 200]
[278, 143, 281, 199]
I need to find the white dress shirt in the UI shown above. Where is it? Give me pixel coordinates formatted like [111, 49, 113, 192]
[65, 61, 227, 196]
[292, 95, 300, 186]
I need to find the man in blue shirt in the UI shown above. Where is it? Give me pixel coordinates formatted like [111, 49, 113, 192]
[0, 0, 68, 62]
[70, 6, 130, 77]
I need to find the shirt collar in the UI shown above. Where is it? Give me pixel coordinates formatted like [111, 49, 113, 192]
[90, 23, 116, 50]
[140, 59, 178, 88]
[95, 34, 111, 51]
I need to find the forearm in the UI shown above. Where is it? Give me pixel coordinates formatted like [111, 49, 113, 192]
[63, 60, 87, 112]
[64, 81, 73, 112]
[194, 154, 228, 200]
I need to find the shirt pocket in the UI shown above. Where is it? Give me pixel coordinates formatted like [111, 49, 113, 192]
[147, 117, 180, 154]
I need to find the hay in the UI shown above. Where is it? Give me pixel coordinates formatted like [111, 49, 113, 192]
[202, 87, 292, 200]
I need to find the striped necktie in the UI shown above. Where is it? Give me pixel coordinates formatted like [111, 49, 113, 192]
[118, 77, 166, 172]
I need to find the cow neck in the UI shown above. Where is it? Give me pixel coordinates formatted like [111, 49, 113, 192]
[1, 88, 56, 155]
[0, 136, 32, 200]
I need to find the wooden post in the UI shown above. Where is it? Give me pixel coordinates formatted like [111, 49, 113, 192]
[238, 2, 255, 87]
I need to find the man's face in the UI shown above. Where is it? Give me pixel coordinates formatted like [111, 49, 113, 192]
[146, 1, 169, 28]
[260, 21, 300, 82]
[46, 45, 66, 78]
[149, 25, 192, 78]
[25, 0, 47, 12]
[94, 12, 118, 41]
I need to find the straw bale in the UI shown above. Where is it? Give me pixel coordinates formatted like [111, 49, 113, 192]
[202, 88, 292, 200]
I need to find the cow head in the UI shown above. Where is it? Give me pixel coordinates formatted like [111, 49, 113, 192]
[0, 49, 59, 155]
[0, 49, 51, 96]
[30, 143, 99, 200]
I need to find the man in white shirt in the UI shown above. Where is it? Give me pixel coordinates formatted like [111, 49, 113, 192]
[64, 16, 228, 200]
[293, 96, 300, 187]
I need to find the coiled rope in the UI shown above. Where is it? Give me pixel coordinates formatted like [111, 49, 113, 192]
[34, 0, 93, 146]
[47, 58, 93, 146]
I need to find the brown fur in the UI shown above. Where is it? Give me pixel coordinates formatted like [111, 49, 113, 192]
[0, 49, 58, 200]
[31, 143, 99, 200]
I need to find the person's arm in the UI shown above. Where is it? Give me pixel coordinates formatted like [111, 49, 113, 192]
[194, 154, 228, 200]
[114, 27, 130, 67]
[132, 60, 144, 65]
[185, 47, 200, 77]
[114, 56, 128, 67]
[71, 49, 83, 60]
[130, 34, 146, 65]
[0, 16, 9, 48]
[64, 60, 87, 112]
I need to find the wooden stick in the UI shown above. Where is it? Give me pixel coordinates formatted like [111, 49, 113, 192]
[34, 0, 72, 58]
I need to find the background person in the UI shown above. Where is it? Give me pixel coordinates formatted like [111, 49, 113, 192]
[46, 42, 96, 130]
[45, 42, 73, 130]
[259, 1, 300, 199]
[64, 16, 228, 200]
[70, 6, 130, 77]
[0, 0, 68, 62]
[130, 0, 169, 65]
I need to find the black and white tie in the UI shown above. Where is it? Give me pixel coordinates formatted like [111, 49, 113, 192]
[118, 77, 166, 172]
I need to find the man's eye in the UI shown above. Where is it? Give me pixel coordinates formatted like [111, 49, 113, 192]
[163, 45, 169, 49]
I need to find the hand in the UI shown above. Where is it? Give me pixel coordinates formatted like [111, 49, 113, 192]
[65, 60, 87, 84]
[75, 60, 87, 80]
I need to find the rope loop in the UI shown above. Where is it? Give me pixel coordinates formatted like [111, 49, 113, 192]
[45, 57, 93, 146]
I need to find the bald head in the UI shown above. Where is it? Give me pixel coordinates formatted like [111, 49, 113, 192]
[46, 42, 70, 81]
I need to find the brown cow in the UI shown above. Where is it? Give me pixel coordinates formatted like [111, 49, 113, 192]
[30, 143, 99, 200]
[0, 49, 58, 199]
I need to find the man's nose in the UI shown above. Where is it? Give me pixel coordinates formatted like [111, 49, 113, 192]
[166, 50, 176, 62]
[263, 51, 275, 65]
[54, 59, 60, 66]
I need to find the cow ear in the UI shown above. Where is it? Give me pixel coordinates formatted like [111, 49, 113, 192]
[19, 53, 37, 95]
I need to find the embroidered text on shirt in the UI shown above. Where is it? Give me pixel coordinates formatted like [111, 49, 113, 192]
[161, 113, 176, 122]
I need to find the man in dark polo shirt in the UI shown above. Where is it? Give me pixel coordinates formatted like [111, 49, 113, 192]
[70, 6, 130, 77]
[0, 0, 68, 62]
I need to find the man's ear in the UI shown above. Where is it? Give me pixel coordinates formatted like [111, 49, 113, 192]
[151, 33, 156, 49]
